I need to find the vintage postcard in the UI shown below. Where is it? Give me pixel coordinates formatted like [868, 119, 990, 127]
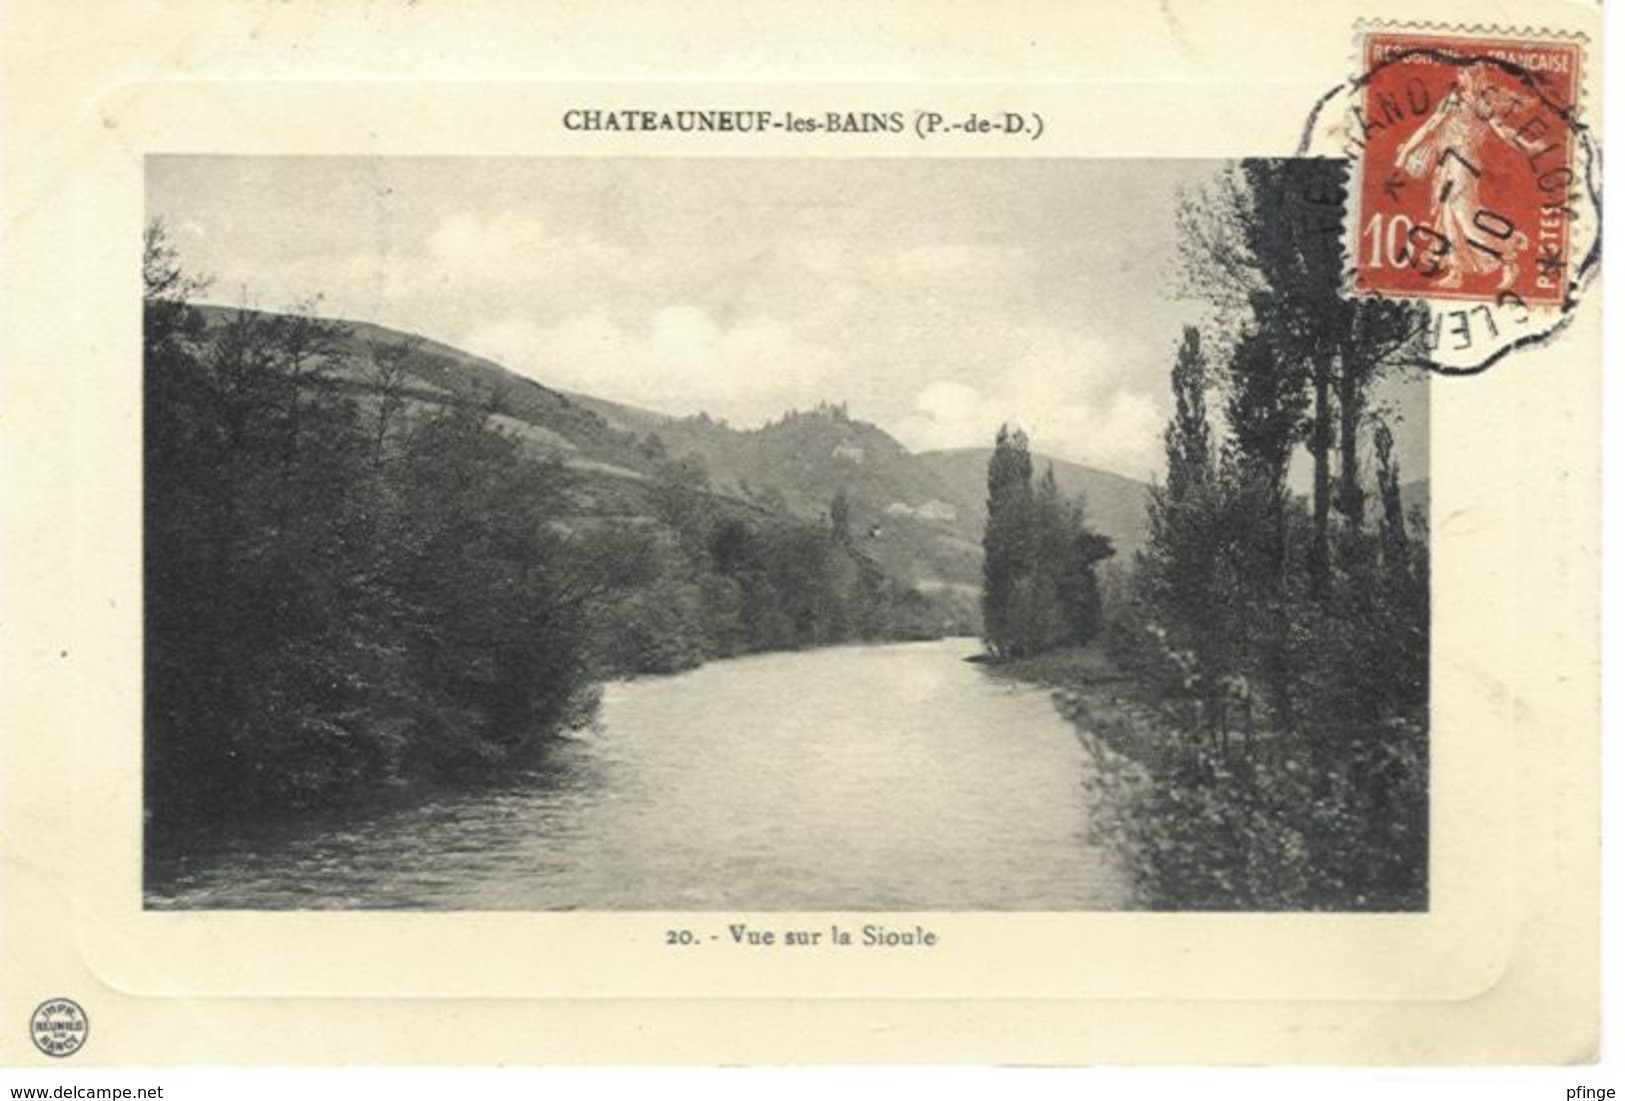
[0, 0, 1603, 1066]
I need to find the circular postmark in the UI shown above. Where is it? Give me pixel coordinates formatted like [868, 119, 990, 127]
[30, 998, 89, 1058]
[1298, 28, 1600, 375]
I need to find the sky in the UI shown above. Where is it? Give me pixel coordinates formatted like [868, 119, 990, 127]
[148, 156, 1427, 483]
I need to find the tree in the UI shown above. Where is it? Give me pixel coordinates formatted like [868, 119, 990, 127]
[1373, 419, 1408, 568]
[140, 218, 952, 850]
[1234, 161, 1345, 587]
[982, 424, 1035, 657]
[142, 220, 600, 836]
[981, 430, 1113, 658]
[829, 486, 853, 544]
[1102, 163, 1433, 911]
[1334, 299, 1423, 532]
[1181, 160, 1428, 588]
[651, 453, 715, 566]
[365, 335, 420, 464]
[1056, 504, 1115, 646]
[1164, 327, 1213, 501]
[1223, 322, 1308, 580]
[142, 219, 210, 361]
[1142, 326, 1229, 657]
[1021, 466, 1070, 654]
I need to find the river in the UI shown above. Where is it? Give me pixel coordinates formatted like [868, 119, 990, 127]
[145, 638, 1135, 910]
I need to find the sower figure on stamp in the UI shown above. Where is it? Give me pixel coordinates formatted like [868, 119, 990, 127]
[1394, 65, 1531, 290]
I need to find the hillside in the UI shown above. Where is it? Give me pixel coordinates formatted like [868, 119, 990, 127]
[565, 393, 991, 594]
[568, 392, 1155, 587]
[192, 304, 1154, 592]
[917, 447, 1152, 563]
[148, 291, 982, 844]
[194, 304, 655, 483]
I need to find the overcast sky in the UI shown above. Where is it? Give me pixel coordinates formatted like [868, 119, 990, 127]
[149, 156, 1426, 483]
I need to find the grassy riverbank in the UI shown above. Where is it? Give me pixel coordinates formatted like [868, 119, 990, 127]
[982, 643, 1426, 912]
[979, 643, 1169, 769]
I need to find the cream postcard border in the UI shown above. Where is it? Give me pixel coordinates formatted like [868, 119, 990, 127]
[1, 0, 1599, 1063]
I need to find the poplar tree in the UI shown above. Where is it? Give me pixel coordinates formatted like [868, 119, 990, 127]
[1142, 327, 1225, 654]
[982, 424, 1034, 658]
[1373, 420, 1408, 568]
[1179, 159, 1426, 587]
[982, 429, 1113, 658]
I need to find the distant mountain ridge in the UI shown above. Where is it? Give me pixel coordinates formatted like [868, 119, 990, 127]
[191, 303, 1155, 591]
[563, 391, 1157, 590]
[915, 447, 1152, 563]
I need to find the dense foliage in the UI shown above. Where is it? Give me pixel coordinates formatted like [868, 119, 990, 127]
[143, 223, 943, 841]
[575, 471, 948, 676]
[144, 226, 601, 834]
[972, 161, 1431, 910]
[1095, 160, 1431, 910]
[981, 425, 1115, 659]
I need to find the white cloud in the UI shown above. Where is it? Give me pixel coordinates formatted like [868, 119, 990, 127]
[888, 321, 1169, 478]
[894, 376, 1165, 479]
[1027, 390, 1164, 479]
[913, 380, 982, 424]
[459, 306, 846, 425]
[427, 211, 548, 265]
[419, 210, 646, 301]
[167, 190, 1184, 482]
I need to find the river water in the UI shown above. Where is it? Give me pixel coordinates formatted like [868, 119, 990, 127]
[146, 638, 1134, 910]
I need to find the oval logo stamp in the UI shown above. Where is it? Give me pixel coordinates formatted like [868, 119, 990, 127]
[1300, 25, 1598, 374]
[30, 998, 88, 1058]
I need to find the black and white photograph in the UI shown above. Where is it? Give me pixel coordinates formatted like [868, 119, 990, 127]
[4, 0, 1615, 1081]
[142, 156, 1430, 913]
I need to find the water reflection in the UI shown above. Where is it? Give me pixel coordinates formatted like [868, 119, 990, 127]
[146, 638, 1132, 910]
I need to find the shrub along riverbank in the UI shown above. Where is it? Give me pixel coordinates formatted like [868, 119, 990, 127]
[983, 640, 1425, 912]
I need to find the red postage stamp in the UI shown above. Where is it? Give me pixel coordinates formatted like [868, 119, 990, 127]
[1349, 31, 1582, 307]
